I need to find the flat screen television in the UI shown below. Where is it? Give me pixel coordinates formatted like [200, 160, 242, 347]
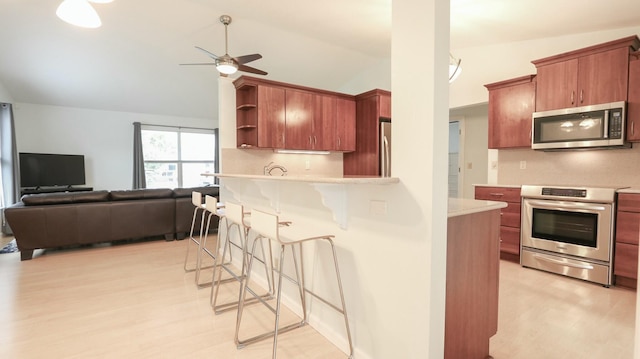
[19, 152, 86, 188]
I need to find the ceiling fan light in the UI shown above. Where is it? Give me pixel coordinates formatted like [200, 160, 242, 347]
[215, 58, 238, 75]
[56, 0, 101, 28]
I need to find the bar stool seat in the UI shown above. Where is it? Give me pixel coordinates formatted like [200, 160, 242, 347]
[235, 208, 354, 359]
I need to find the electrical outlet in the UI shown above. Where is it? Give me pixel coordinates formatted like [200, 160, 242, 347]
[466, 162, 473, 170]
[370, 200, 387, 215]
[520, 161, 527, 170]
[305, 159, 311, 170]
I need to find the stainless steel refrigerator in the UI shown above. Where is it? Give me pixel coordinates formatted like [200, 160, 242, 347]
[380, 117, 391, 177]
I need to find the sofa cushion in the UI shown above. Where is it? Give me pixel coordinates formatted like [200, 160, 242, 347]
[22, 191, 110, 206]
[109, 188, 174, 201]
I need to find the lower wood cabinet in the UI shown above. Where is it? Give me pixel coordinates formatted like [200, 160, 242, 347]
[614, 192, 640, 288]
[474, 185, 522, 262]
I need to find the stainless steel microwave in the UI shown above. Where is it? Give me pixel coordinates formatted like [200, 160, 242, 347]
[531, 101, 628, 150]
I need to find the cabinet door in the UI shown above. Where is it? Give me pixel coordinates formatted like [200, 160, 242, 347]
[284, 89, 315, 150]
[335, 97, 356, 151]
[627, 56, 640, 141]
[577, 47, 630, 107]
[617, 193, 640, 212]
[614, 242, 639, 279]
[313, 94, 336, 151]
[500, 226, 520, 256]
[615, 211, 640, 245]
[257, 86, 286, 149]
[379, 93, 391, 118]
[535, 59, 578, 111]
[487, 78, 536, 148]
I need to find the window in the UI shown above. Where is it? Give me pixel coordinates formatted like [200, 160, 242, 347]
[141, 126, 217, 189]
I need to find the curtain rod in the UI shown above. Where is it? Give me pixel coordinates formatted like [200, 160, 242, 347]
[134, 122, 216, 131]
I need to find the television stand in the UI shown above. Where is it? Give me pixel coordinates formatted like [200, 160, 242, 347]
[21, 186, 94, 196]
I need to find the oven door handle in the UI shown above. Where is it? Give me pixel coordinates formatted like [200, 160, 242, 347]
[533, 254, 594, 270]
[524, 199, 606, 212]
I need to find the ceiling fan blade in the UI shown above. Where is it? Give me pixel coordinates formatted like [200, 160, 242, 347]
[238, 64, 268, 76]
[233, 53, 262, 65]
[195, 46, 220, 59]
[179, 63, 216, 66]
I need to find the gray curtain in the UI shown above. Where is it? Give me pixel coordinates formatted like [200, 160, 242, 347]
[132, 122, 146, 189]
[0, 103, 19, 234]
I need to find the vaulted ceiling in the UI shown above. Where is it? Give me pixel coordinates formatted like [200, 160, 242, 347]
[1, 0, 639, 119]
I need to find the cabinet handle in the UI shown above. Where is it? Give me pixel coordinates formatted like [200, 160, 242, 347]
[309, 136, 312, 145]
[338, 137, 341, 148]
[571, 91, 575, 105]
[314, 136, 317, 145]
[489, 192, 504, 197]
[632, 122, 635, 136]
[580, 89, 584, 103]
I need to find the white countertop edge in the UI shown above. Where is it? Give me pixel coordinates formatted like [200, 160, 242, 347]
[473, 183, 522, 189]
[617, 188, 640, 194]
[206, 173, 400, 184]
[448, 198, 507, 218]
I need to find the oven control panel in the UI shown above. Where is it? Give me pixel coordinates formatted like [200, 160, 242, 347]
[541, 187, 587, 198]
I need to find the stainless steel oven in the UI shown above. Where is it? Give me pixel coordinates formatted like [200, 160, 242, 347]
[520, 185, 619, 286]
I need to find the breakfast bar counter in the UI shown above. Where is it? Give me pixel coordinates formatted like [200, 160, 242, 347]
[209, 172, 505, 358]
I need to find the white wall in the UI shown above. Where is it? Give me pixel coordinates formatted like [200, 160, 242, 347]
[13, 103, 215, 191]
[0, 79, 13, 103]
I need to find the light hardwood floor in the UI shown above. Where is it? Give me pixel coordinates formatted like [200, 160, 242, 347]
[0, 236, 635, 358]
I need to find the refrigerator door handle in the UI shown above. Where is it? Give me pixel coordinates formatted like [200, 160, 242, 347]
[383, 135, 390, 177]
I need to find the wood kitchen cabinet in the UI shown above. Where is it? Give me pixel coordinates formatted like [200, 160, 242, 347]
[474, 185, 522, 262]
[343, 89, 391, 176]
[614, 192, 640, 289]
[484, 75, 536, 149]
[284, 89, 315, 150]
[235, 77, 286, 149]
[533, 36, 640, 112]
[627, 51, 640, 141]
[233, 76, 356, 151]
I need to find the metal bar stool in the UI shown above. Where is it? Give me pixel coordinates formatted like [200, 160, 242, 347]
[210, 199, 274, 313]
[235, 208, 354, 359]
[183, 191, 206, 273]
[195, 195, 231, 288]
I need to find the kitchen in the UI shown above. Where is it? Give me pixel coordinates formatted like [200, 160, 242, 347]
[215, 31, 640, 358]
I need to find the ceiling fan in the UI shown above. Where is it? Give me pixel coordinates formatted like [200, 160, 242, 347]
[181, 15, 267, 76]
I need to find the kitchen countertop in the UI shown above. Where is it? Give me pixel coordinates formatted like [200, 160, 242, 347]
[448, 198, 507, 218]
[617, 188, 640, 194]
[203, 173, 400, 185]
[473, 183, 522, 188]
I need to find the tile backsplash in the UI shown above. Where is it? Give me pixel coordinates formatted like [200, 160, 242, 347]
[220, 148, 344, 177]
[498, 145, 640, 187]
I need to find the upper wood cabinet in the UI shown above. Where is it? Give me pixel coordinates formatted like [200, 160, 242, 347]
[484, 75, 536, 149]
[627, 51, 640, 141]
[533, 36, 640, 112]
[233, 76, 356, 151]
[284, 89, 315, 150]
[343, 89, 391, 176]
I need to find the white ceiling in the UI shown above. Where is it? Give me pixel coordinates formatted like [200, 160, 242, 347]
[1, 0, 639, 119]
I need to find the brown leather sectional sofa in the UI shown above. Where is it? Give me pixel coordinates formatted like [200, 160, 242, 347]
[5, 186, 220, 260]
